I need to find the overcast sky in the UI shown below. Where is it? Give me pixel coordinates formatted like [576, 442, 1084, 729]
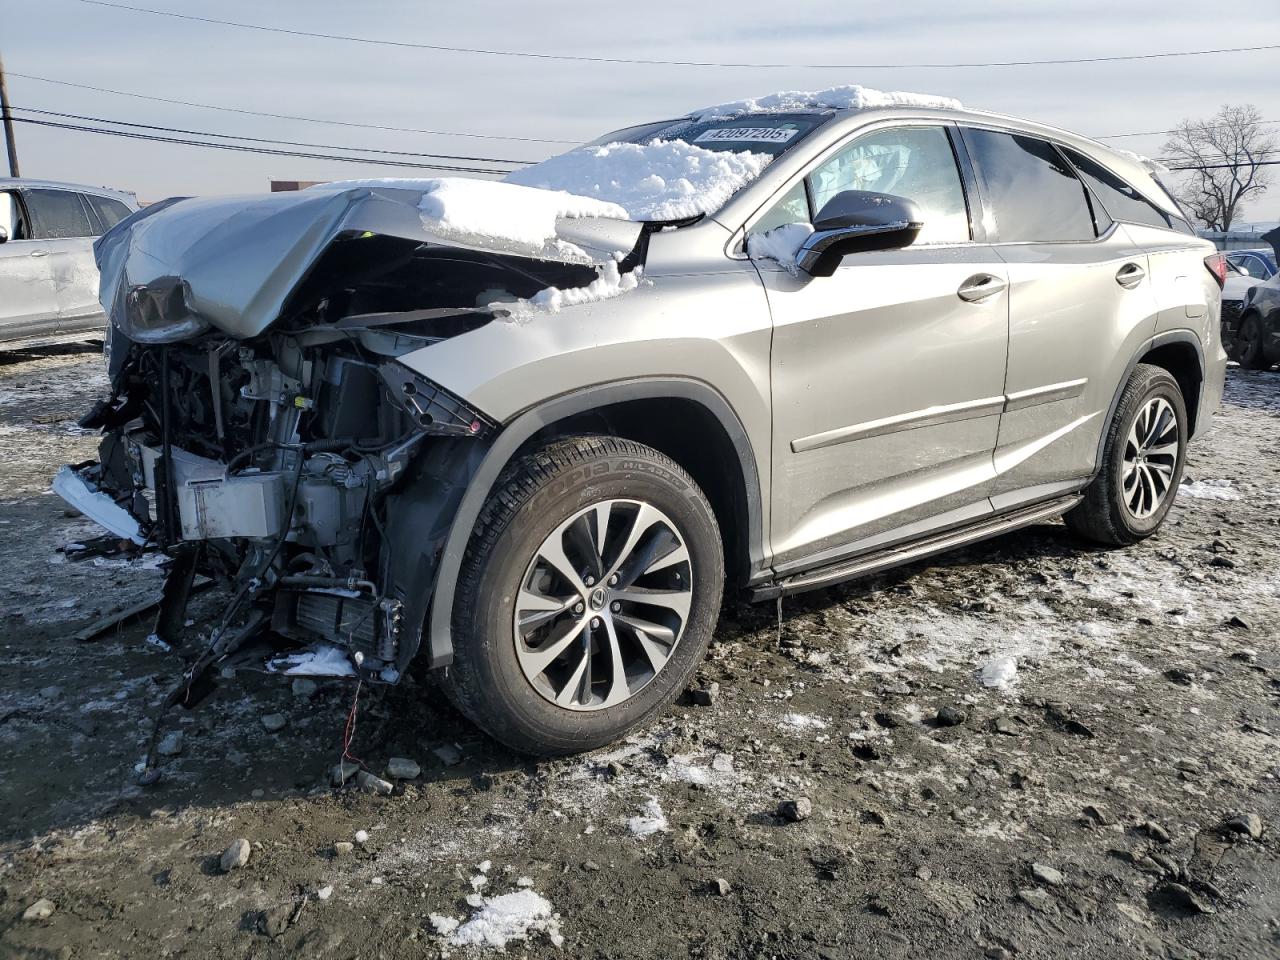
[5, 0, 1278, 225]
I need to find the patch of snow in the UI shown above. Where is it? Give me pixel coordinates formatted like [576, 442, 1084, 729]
[429, 913, 460, 936]
[693, 84, 962, 122]
[747, 222, 813, 270]
[979, 656, 1018, 691]
[779, 712, 828, 733]
[266, 644, 355, 677]
[1180, 479, 1241, 501]
[316, 885, 333, 901]
[627, 797, 669, 837]
[441, 890, 564, 950]
[507, 138, 773, 220]
[490, 261, 643, 321]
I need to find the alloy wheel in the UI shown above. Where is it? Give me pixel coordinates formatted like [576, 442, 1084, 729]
[513, 499, 694, 711]
[1121, 396, 1180, 519]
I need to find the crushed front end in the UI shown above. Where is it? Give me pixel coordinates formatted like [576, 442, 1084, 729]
[55, 183, 642, 686]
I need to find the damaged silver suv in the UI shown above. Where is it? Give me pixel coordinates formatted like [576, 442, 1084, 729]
[56, 86, 1227, 758]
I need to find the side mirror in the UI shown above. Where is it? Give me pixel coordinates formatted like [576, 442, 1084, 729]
[0, 225, 8, 244]
[796, 190, 923, 278]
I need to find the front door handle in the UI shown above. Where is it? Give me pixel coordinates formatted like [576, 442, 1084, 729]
[957, 273, 1007, 302]
[1116, 262, 1146, 288]
[29, 248, 49, 258]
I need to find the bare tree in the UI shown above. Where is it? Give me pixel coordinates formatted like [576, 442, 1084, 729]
[1161, 104, 1275, 233]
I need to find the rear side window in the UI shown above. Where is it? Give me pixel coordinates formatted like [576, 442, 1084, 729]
[85, 194, 133, 231]
[1061, 148, 1175, 231]
[25, 189, 96, 239]
[963, 129, 1096, 243]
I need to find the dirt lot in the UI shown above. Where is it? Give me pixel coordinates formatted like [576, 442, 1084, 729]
[0, 345, 1276, 960]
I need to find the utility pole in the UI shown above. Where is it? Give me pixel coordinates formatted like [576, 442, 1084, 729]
[0, 51, 19, 177]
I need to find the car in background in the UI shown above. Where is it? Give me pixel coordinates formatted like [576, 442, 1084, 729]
[1226, 248, 1277, 282]
[0, 178, 139, 348]
[1232, 270, 1280, 369]
[1221, 249, 1277, 338]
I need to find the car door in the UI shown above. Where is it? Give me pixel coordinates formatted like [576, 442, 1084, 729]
[22, 188, 105, 335]
[0, 189, 59, 341]
[958, 128, 1161, 508]
[749, 123, 1011, 573]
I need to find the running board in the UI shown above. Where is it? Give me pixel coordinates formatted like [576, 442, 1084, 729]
[752, 494, 1082, 600]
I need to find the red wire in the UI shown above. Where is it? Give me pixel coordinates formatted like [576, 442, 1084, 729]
[340, 678, 366, 773]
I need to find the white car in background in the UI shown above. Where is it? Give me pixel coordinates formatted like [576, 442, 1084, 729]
[0, 178, 139, 347]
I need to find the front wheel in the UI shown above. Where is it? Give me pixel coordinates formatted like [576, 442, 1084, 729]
[1066, 364, 1188, 546]
[445, 435, 724, 755]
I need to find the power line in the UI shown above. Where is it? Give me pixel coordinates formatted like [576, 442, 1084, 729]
[10, 106, 528, 166]
[1165, 159, 1280, 171]
[69, 0, 1280, 70]
[11, 69, 1276, 154]
[1096, 119, 1280, 140]
[8, 116, 512, 174]
[6, 72, 580, 145]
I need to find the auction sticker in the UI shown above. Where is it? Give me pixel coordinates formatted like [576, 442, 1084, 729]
[694, 127, 801, 145]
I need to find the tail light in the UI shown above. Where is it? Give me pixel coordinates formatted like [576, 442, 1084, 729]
[1204, 252, 1227, 288]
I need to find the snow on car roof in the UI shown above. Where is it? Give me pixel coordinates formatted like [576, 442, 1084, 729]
[692, 84, 963, 121]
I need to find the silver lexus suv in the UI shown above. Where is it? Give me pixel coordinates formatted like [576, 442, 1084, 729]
[56, 88, 1227, 760]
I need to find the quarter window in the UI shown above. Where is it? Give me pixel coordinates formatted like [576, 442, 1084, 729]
[1061, 148, 1174, 231]
[963, 129, 1096, 243]
[25, 188, 96, 239]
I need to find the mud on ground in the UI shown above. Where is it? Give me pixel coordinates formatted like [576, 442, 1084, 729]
[0, 345, 1277, 959]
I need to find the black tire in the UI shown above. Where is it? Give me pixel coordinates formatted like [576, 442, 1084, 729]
[1235, 311, 1269, 370]
[1065, 364, 1188, 547]
[445, 435, 724, 756]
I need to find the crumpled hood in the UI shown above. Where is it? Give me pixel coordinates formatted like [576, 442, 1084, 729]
[95, 184, 644, 342]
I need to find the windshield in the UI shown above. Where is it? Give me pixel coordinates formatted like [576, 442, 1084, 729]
[588, 112, 832, 160]
[507, 112, 834, 223]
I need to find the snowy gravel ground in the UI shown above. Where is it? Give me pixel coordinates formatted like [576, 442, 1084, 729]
[0, 350, 1276, 960]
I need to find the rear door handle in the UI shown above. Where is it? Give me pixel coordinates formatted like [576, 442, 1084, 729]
[1116, 262, 1145, 288]
[957, 273, 1007, 302]
[29, 249, 49, 258]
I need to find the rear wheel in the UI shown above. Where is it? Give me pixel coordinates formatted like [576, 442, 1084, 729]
[445, 435, 724, 755]
[1066, 364, 1188, 546]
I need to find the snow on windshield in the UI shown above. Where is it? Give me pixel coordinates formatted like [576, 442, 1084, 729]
[694, 84, 962, 121]
[505, 138, 773, 221]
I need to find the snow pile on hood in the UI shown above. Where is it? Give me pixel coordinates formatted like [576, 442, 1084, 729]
[694, 84, 962, 121]
[506, 138, 773, 221]
[432, 890, 564, 949]
[415, 177, 627, 258]
[489, 260, 643, 321]
[311, 176, 628, 260]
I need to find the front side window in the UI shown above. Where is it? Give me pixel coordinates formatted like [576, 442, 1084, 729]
[0, 191, 31, 240]
[25, 188, 96, 239]
[747, 125, 971, 249]
[964, 129, 1096, 243]
[807, 126, 970, 244]
[1061, 148, 1174, 232]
